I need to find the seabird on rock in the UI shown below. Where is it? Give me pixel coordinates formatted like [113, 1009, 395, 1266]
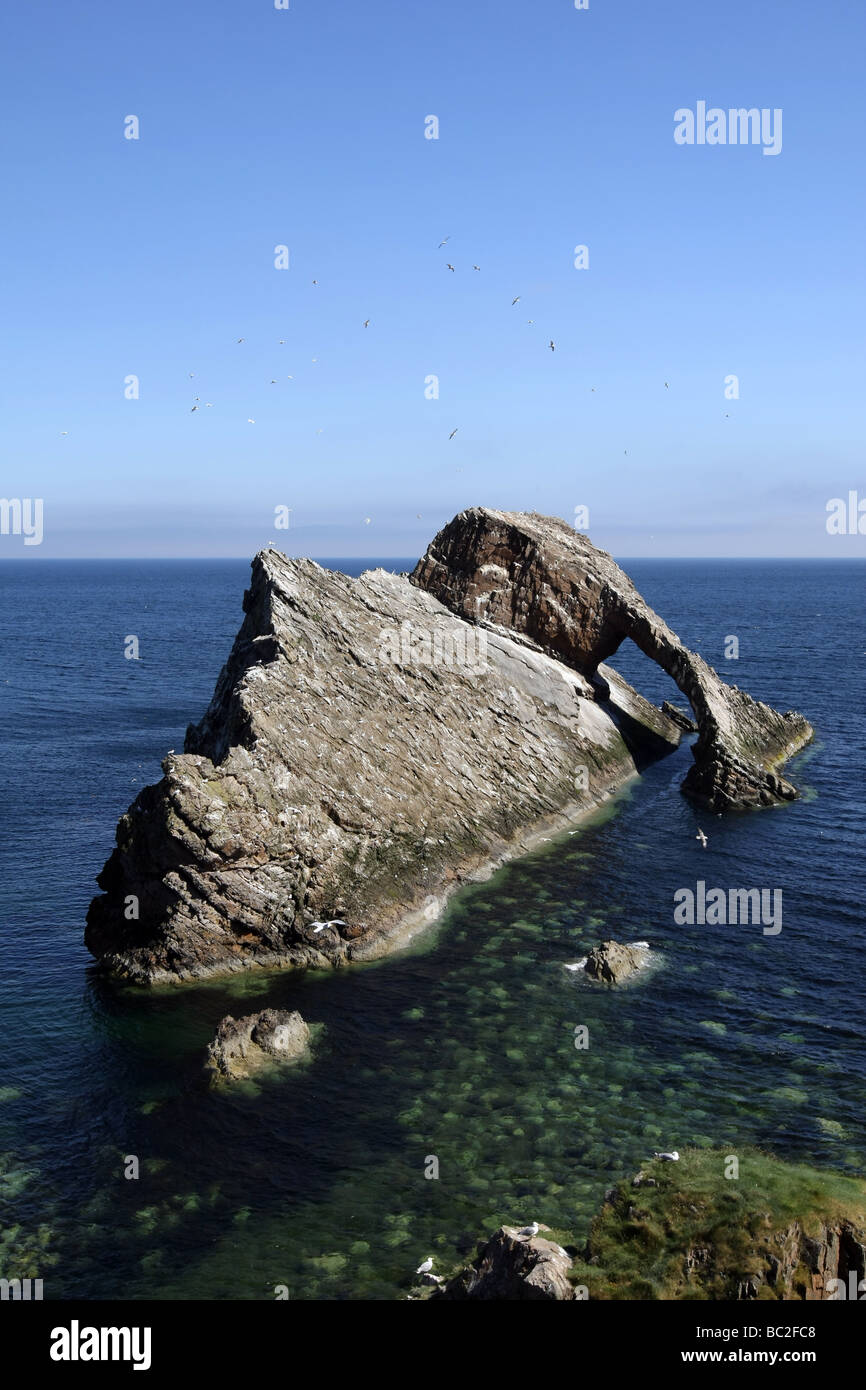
[515, 1222, 540, 1239]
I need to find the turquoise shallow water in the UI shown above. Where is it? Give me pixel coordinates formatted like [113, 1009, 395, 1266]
[0, 558, 863, 1298]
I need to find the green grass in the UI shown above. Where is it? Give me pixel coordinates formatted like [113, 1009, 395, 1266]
[563, 1147, 866, 1300]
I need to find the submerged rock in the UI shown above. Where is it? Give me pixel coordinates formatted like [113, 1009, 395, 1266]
[204, 1008, 310, 1082]
[434, 1225, 575, 1300]
[85, 507, 809, 984]
[584, 939, 650, 984]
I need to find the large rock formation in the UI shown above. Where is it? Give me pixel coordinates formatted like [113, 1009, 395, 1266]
[411, 508, 812, 811]
[85, 508, 809, 984]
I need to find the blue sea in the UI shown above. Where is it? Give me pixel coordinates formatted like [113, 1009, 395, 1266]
[0, 558, 863, 1299]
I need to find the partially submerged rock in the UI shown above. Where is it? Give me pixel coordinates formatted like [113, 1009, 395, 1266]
[662, 700, 698, 733]
[204, 1008, 310, 1082]
[434, 1225, 575, 1301]
[85, 507, 810, 984]
[584, 939, 650, 984]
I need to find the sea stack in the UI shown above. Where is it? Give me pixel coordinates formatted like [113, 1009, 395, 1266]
[85, 508, 811, 985]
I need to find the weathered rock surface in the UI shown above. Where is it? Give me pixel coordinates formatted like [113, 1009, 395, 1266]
[434, 1225, 576, 1301]
[662, 700, 698, 733]
[584, 939, 649, 984]
[85, 520, 685, 984]
[204, 1008, 310, 1082]
[412, 508, 812, 811]
[85, 507, 809, 985]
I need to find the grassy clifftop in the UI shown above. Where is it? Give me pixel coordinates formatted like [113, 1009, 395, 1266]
[568, 1146, 866, 1300]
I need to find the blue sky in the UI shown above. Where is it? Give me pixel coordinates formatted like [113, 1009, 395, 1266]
[1, 0, 863, 557]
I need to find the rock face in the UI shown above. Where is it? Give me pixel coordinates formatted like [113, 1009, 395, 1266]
[744, 1221, 866, 1301]
[85, 507, 808, 985]
[85, 524, 684, 984]
[435, 1226, 576, 1301]
[204, 1008, 310, 1082]
[584, 939, 649, 984]
[412, 508, 812, 811]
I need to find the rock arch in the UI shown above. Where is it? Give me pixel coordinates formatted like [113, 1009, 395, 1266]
[411, 507, 812, 811]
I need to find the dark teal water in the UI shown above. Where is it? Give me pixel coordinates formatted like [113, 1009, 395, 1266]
[0, 558, 863, 1299]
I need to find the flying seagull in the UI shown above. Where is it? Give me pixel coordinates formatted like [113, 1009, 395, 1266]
[416, 1257, 434, 1274]
[247, 418, 255, 424]
[549, 340, 555, 352]
[654, 1151, 680, 1162]
[237, 338, 245, 343]
[205, 403, 213, 407]
[696, 829, 708, 848]
[473, 264, 481, 271]
[515, 1222, 539, 1239]
[363, 319, 370, 328]
[60, 430, 68, 435]
[449, 428, 459, 439]
[363, 517, 372, 525]
[190, 405, 198, 412]
[446, 263, 455, 272]
[511, 296, 521, 306]
[310, 919, 347, 933]
[437, 237, 450, 248]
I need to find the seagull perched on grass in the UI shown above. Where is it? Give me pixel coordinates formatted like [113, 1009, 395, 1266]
[654, 1150, 680, 1162]
[515, 1222, 539, 1239]
[416, 1257, 434, 1274]
[696, 828, 708, 848]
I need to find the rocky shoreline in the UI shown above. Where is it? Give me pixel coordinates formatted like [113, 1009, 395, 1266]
[85, 508, 812, 985]
[428, 1148, 866, 1301]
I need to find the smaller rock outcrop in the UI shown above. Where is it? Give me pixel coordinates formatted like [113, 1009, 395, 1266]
[584, 939, 650, 984]
[434, 1225, 575, 1300]
[204, 1008, 310, 1082]
[662, 701, 698, 733]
